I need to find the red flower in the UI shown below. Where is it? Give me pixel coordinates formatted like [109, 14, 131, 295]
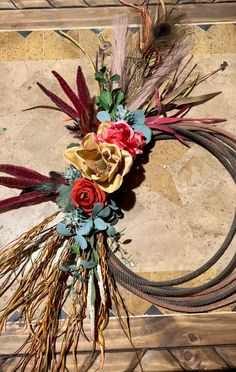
[96, 121, 146, 157]
[71, 178, 106, 214]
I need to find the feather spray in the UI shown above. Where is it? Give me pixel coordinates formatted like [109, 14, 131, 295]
[112, 14, 129, 88]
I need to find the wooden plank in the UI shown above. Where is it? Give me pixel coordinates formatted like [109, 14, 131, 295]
[0, 350, 183, 371]
[214, 346, 236, 367]
[11, 0, 51, 8]
[170, 347, 229, 370]
[0, 1, 16, 9]
[1, 313, 236, 355]
[0, 3, 235, 30]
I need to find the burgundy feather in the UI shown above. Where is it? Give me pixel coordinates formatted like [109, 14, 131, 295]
[52, 70, 85, 115]
[0, 192, 55, 213]
[76, 66, 90, 114]
[37, 82, 78, 119]
[0, 177, 42, 189]
[0, 164, 49, 182]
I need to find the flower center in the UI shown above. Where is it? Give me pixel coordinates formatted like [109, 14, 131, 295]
[93, 159, 111, 177]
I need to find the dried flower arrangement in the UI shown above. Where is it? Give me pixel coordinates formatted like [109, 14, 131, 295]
[0, 2, 235, 371]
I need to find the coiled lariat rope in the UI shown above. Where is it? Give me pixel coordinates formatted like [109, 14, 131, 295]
[107, 125, 236, 312]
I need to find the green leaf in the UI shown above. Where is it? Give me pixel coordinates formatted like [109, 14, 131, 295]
[75, 234, 88, 249]
[97, 110, 111, 122]
[133, 110, 145, 126]
[67, 143, 80, 149]
[56, 185, 72, 208]
[111, 74, 121, 81]
[60, 266, 69, 272]
[71, 244, 81, 254]
[92, 202, 104, 216]
[107, 225, 116, 236]
[80, 260, 97, 269]
[56, 222, 73, 237]
[76, 219, 93, 236]
[94, 217, 107, 231]
[98, 206, 111, 219]
[114, 91, 124, 104]
[68, 265, 78, 271]
[109, 200, 119, 210]
[133, 124, 152, 144]
[99, 90, 112, 110]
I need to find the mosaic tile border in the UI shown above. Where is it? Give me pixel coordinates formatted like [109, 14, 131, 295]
[0, 24, 235, 62]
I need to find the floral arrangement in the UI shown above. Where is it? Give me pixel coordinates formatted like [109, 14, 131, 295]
[0, 2, 235, 371]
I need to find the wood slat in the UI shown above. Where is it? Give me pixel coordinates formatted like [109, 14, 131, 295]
[214, 346, 236, 367]
[170, 347, 229, 370]
[0, 350, 183, 371]
[9, 0, 51, 8]
[0, 1, 16, 9]
[0, 3, 235, 30]
[1, 313, 236, 355]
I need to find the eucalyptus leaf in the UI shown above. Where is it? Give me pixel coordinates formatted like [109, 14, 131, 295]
[133, 110, 145, 126]
[68, 265, 78, 271]
[92, 202, 104, 216]
[76, 219, 93, 236]
[98, 206, 111, 219]
[56, 185, 72, 208]
[56, 222, 73, 237]
[67, 143, 80, 149]
[107, 225, 116, 236]
[94, 217, 107, 231]
[75, 234, 88, 249]
[133, 124, 152, 144]
[60, 266, 69, 272]
[97, 110, 111, 122]
[80, 260, 97, 269]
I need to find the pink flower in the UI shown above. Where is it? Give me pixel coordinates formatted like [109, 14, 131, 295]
[96, 120, 145, 157]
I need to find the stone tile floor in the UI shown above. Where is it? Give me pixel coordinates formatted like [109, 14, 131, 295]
[0, 25, 235, 314]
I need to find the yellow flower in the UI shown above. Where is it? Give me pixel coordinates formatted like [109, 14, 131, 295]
[64, 133, 133, 193]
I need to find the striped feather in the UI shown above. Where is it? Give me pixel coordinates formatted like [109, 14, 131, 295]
[0, 192, 55, 213]
[52, 70, 85, 115]
[37, 82, 78, 119]
[0, 164, 49, 182]
[76, 66, 90, 114]
[0, 177, 42, 189]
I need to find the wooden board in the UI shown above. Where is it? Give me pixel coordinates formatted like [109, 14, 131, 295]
[0, 3, 235, 30]
[1, 313, 236, 370]
[1, 313, 236, 354]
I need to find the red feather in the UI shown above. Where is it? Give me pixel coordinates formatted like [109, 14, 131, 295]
[0, 177, 42, 189]
[76, 66, 90, 114]
[52, 70, 85, 115]
[0, 164, 49, 182]
[0, 192, 56, 213]
[37, 82, 78, 119]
